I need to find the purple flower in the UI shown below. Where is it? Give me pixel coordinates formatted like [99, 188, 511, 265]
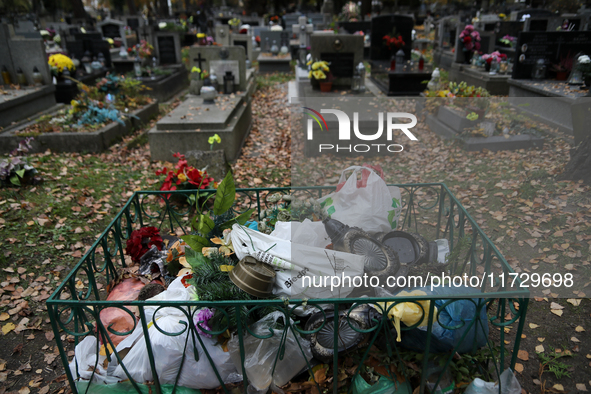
[194, 308, 214, 338]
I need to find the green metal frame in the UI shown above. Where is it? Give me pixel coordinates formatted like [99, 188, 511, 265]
[47, 184, 530, 394]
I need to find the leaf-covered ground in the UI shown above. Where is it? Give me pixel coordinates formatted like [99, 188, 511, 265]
[0, 74, 590, 394]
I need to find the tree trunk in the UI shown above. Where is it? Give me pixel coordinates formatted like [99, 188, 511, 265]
[127, 0, 137, 14]
[158, 0, 169, 16]
[70, 0, 87, 19]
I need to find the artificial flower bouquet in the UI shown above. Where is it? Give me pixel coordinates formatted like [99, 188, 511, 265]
[459, 25, 481, 52]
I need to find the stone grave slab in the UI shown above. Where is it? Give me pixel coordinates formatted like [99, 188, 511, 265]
[425, 105, 544, 151]
[154, 31, 182, 64]
[310, 33, 363, 87]
[0, 100, 158, 154]
[150, 95, 252, 162]
[508, 80, 589, 135]
[448, 63, 511, 95]
[257, 53, 292, 74]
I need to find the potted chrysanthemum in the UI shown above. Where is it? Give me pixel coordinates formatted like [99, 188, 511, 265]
[308, 60, 333, 92]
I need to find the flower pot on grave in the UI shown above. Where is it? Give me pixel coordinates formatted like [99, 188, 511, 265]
[189, 79, 203, 95]
[484, 62, 491, 72]
[319, 81, 333, 92]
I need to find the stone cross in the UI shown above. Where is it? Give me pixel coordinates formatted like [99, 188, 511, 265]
[292, 16, 313, 48]
[193, 52, 206, 70]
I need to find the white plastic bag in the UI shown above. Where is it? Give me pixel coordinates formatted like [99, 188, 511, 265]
[112, 278, 240, 389]
[319, 166, 402, 232]
[231, 223, 365, 298]
[464, 369, 521, 394]
[68, 336, 119, 385]
[227, 311, 313, 391]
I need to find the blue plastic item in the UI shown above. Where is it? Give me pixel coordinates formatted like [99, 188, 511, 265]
[396, 286, 489, 354]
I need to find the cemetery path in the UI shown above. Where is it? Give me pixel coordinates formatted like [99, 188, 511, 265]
[0, 75, 590, 394]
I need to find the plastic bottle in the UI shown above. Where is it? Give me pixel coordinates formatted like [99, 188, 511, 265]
[464, 378, 488, 394]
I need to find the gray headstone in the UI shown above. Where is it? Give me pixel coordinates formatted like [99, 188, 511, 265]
[260, 30, 284, 52]
[154, 31, 181, 64]
[215, 25, 230, 46]
[0, 24, 51, 86]
[188, 46, 247, 91]
[292, 15, 314, 48]
[98, 18, 127, 46]
[310, 33, 363, 86]
[231, 33, 255, 62]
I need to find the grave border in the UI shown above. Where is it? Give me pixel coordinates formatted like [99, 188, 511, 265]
[0, 101, 159, 154]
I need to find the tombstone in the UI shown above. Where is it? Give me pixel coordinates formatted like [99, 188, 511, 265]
[126, 16, 141, 31]
[524, 16, 583, 32]
[310, 33, 363, 87]
[370, 14, 414, 61]
[283, 13, 301, 29]
[188, 46, 248, 91]
[151, 45, 254, 162]
[231, 33, 255, 63]
[0, 24, 56, 128]
[155, 31, 181, 64]
[12, 20, 41, 39]
[321, 0, 334, 25]
[512, 31, 591, 79]
[513, 8, 554, 22]
[215, 25, 230, 46]
[260, 30, 284, 52]
[98, 18, 127, 47]
[436, 16, 459, 49]
[252, 26, 269, 39]
[290, 16, 313, 49]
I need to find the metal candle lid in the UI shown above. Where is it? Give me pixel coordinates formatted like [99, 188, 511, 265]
[229, 256, 276, 298]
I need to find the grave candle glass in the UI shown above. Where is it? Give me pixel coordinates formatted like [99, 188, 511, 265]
[32, 66, 43, 85]
[81, 54, 92, 74]
[134, 58, 142, 77]
[395, 49, 405, 72]
[532, 59, 546, 80]
[390, 55, 396, 71]
[351, 68, 361, 93]
[357, 62, 366, 92]
[419, 55, 425, 71]
[223, 71, 234, 94]
[16, 68, 27, 86]
[270, 40, 279, 56]
[2, 65, 11, 85]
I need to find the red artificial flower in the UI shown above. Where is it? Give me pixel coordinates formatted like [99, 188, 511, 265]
[125, 226, 163, 263]
[463, 36, 472, 44]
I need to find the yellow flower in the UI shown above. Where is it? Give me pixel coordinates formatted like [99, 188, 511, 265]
[177, 173, 187, 182]
[308, 71, 313, 78]
[321, 65, 330, 72]
[312, 62, 320, 70]
[197, 33, 206, 38]
[208, 134, 221, 145]
[306, 60, 312, 66]
[312, 70, 327, 80]
[191, 66, 200, 73]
